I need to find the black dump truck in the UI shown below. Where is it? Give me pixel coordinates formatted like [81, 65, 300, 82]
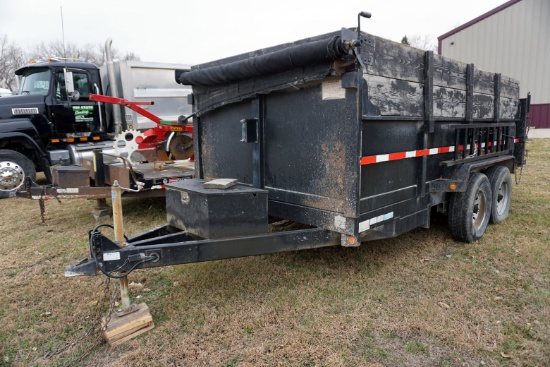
[0, 40, 194, 200]
[67, 20, 528, 280]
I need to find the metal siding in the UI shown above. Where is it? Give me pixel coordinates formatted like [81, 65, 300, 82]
[530, 104, 550, 128]
[540, 0, 550, 106]
[440, 0, 550, 112]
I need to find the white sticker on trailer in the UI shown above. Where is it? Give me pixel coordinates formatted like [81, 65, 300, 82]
[358, 212, 394, 233]
[57, 188, 79, 194]
[334, 215, 346, 230]
[322, 80, 346, 100]
[358, 220, 370, 233]
[104, 252, 121, 261]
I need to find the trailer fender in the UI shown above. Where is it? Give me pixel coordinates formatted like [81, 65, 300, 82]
[429, 156, 515, 193]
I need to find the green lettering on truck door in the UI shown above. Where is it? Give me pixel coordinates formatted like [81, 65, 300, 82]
[72, 105, 94, 123]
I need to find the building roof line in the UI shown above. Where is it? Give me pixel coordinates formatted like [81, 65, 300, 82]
[438, 0, 522, 42]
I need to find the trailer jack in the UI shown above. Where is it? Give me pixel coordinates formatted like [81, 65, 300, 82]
[64, 181, 155, 346]
[65, 178, 345, 345]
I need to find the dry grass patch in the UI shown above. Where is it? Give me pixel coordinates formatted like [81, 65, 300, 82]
[1, 140, 549, 367]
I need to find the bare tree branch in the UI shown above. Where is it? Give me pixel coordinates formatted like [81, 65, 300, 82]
[1, 34, 140, 91]
[407, 34, 438, 52]
[0, 35, 26, 91]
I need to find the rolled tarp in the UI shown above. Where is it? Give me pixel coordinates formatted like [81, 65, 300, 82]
[178, 36, 347, 87]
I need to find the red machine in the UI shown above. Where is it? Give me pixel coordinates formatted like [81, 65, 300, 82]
[89, 94, 194, 161]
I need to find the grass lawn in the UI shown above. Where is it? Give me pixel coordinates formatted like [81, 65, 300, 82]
[1, 140, 548, 367]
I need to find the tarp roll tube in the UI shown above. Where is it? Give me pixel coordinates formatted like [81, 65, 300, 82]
[178, 36, 347, 87]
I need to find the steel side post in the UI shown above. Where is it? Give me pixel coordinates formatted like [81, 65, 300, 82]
[112, 180, 131, 309]
[92, 150, 111, 220]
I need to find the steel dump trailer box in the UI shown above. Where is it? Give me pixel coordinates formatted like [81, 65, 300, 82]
[176, 27, 528, 244]
[69, 26, 528, 278]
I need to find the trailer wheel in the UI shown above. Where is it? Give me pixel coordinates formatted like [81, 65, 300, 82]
[448, 173, 492, 243]
[0, 150, 36, 199]
[485, 166, 512, 224]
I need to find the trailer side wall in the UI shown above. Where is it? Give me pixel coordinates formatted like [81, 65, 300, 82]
[189, 30, 521, 239]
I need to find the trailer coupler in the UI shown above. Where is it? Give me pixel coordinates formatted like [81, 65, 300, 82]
[64, 258, 98, 277]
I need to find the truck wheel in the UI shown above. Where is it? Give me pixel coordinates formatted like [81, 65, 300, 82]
[485, 166, 512, 224]
[448, 173, 492, 243]
[0, 150, 36, 198]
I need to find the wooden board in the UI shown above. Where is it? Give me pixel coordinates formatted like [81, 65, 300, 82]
[108, 323, 155, 347]
[203, 178, 238, 189]
[102, 303, 154, 347]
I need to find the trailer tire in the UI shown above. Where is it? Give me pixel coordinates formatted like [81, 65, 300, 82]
[448, 173, 492, 243]
[485, 166, 512, 224]
[0, 150, 36, 199]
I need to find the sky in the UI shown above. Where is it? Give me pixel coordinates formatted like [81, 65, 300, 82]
[0, 0, 507, 66]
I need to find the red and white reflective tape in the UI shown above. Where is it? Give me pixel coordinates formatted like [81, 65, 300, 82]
[360, 138, 520, 166]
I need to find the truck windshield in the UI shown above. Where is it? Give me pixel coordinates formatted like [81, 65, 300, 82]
[18, 67, 51, 96]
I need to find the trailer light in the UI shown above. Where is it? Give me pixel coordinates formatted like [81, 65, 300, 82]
[79, 137, 88, 141]
[450, 184, 457, 191]
[347, 236, 358, 246]
[66, 138, 75, 143]
[51, 139, 60, 143]
[92, 136, 100, 141]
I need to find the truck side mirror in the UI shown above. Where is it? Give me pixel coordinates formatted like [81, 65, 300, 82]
[64, 69, 76, 100]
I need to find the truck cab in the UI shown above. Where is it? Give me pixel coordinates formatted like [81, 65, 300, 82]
[1, 53, 193, 199]
[0, 60, 106, 197]
[15, 60, 106, 140]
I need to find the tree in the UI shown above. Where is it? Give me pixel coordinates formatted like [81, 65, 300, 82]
[400, 34, 437, 52]
[0, 36, 140, 92]
[408, 34, 437, 52]
[0, 35, 26, 91]
[26, 41, 140, 67]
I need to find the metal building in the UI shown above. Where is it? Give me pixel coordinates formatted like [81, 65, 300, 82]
[438, 0, 550, 128]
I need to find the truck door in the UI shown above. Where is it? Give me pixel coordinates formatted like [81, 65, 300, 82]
[50, 69, 102, 137]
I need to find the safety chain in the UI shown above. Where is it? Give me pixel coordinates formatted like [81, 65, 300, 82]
[39, 186, 46, 223]
[515, 116, 531, 185]
[23, 177, 62, 223]
[25, 176, 32, 199]
[24, 177, 47, 222]
[41, 277, 119, 366]
[515, 148, 528, 185]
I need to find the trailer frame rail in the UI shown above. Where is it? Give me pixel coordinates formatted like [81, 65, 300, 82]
[66, 225, 341, 277]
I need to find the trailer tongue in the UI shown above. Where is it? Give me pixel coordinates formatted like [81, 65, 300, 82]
[66, 14, 528, 344]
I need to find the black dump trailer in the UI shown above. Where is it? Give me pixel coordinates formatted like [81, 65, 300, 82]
[68, 25, 528, 278]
